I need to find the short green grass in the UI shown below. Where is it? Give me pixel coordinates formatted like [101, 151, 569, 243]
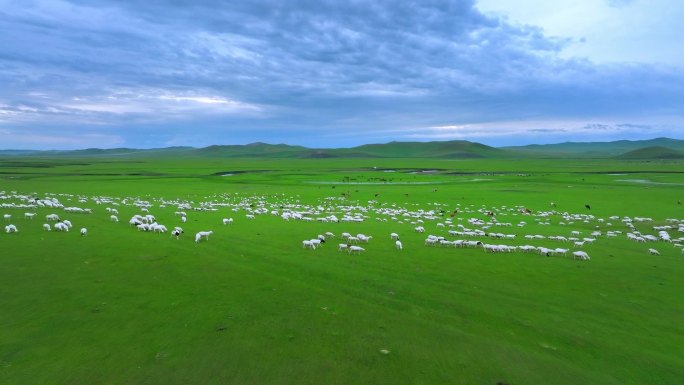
[1, 157, 683, 385]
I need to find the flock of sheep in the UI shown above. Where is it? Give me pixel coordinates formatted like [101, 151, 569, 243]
[2, 190, 683, 260]
[4, 212, 87, 236]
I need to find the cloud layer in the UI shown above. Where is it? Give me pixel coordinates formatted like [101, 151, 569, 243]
[0, 0, 682, 148]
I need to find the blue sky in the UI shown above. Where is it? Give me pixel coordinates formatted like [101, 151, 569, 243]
[1, 0, 682, 149]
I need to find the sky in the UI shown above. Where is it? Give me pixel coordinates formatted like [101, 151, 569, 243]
[0, 0, 683, 149]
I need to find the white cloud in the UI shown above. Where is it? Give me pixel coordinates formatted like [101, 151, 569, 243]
[0, 89, 263, 126]
[476, 0, 684, 65]
[0, 130, 124, 149]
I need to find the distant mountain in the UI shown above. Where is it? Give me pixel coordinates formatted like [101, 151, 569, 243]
[0, 147, 194, 157]
[192, 142, 308, 157]
[615, 146, 684, 159]
[2, 138, 683, 159]
[343, 140, 505, 158]
[504, 137, 684, 157]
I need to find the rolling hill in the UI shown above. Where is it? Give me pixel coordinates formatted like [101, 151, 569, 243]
[615, 146, 684, 159]
[504, 137, 684, 157]
[2, 137, 683, 159]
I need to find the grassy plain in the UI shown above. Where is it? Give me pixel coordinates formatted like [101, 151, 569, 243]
[1, 157, 683, 385]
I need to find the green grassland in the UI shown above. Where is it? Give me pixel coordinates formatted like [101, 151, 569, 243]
[1, 157, 683, 385]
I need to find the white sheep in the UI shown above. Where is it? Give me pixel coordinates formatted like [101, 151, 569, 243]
[43, 223, 51, 231]
[395, 240, 403, 250]
[24, 212, 36, 220]
[195, 230, 213, 243]
[309, 239, 323, 248]
[80, 228, 87, 236]
[338, 243, 349, 251]
[171, 228, 183, 239]
[110, 215, 119, 222]
[348, 245, 365, 254]
[325, 232, 335, 238]
[572, 251, 590, 260]
[303, 240, 317, 249]
[46, 214, 60, 221]
[648, 248, 660, 256]
[222, 218, 234, 225]
[55, 222, 69, 232]
[62, 220, 73, 228]
[5, 224, 18, 233]
[390, 232, 399, 240]
[181, 216, 187, 223]
[357, 234, 372, 242]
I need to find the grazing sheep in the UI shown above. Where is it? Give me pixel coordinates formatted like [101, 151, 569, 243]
[5, 224, 18, 233]
[222, 218, 234, 225]
[195, 230, 213, 243]
[62, 220, 72, 228]
[390, 232, 399, 240]
[46, 214, 60, 221]
[171, 228, 183, 239]
[395, 240, 403, 250]
[338, 243, 349, 251]
[648, 248, 660, 256]
[181, 216, 187, 223]
[110, 215, 119, 222]
[325, 231, 335, 238]
[357, 234, 372, 243]
[43, 223, 51, 231]
[572, 251, 590, 260]
[151, 223, 167, 233]
[303, 240, 317, 250]
[24, 212, 36, 220]
[55, 222, 69, 232]
[80, 228, 87, 236]
[348, 245, 365, 254]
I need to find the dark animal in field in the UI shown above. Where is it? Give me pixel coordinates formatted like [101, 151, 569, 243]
[585, 204, 591, 210]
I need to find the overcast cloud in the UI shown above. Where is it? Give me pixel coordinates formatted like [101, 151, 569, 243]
[0, 0, 682, 149]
